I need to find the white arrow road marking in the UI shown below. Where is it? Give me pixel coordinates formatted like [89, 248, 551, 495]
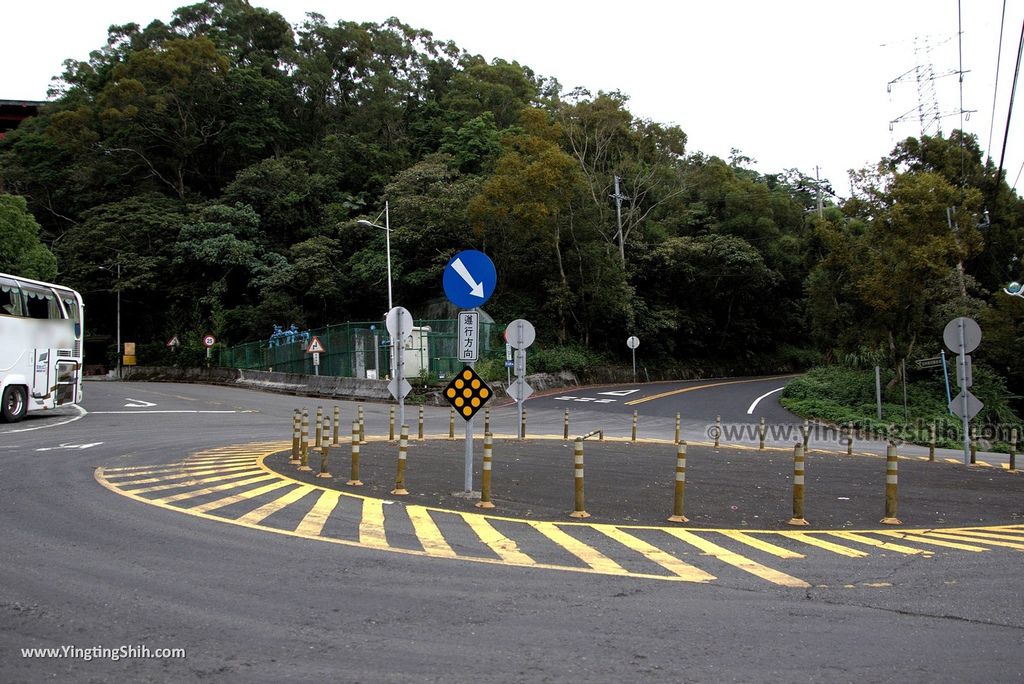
[554, 396, 576, 401]
[598, 389, 640, 396]
[451, 258, 485, 298]
[36, 442, 103, 452]
[746, 387, 785, 415]
[124, 398, 157, 408]
[593, 399, 617, 404]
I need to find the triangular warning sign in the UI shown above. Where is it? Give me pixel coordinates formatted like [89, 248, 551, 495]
[306, 336, 326, 353]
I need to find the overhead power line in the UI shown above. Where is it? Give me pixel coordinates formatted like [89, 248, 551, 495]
[985, 0, 1008, 168]
[996, 18, 1024, 189]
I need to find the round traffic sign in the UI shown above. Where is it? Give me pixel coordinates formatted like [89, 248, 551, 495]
[626, 336, 640, 349]
[505, 319, 536, 350]
[943, 317, 981, 354]
[443, 250, 497, 309]
[202, 333, 216, 348]
[385, 306, 414, 340]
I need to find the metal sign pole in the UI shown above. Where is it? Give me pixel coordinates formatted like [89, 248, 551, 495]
[516, 321, 524, 436]
[958, 320, 970, 464]
[397, 318, 406, 430]
[632, 347, 637, 383]
[464, 310, 477, 493]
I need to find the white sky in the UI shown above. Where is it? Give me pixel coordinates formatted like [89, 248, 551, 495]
[5, 1, 1024, 197]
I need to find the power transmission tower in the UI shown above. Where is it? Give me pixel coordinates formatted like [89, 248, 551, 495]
[887, 35, 974, 137]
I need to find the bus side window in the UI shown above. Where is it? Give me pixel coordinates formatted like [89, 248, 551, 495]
[0, 278, 23, 316]
[22, 285, 59, 319]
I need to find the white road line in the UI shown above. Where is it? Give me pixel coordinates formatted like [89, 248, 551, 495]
[4, 404, 88, 433]
[89, 410, 240, 414]
[746, 387, 785, 415]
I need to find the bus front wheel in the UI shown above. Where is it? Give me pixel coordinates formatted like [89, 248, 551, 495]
[1, 386, 27, 423]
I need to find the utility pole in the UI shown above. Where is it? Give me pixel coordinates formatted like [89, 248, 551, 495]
[815, 166, 823, 218]
[611, 176, 628, 265]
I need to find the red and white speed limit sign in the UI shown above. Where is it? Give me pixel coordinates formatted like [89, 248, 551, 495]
[202, 334, 217, 348]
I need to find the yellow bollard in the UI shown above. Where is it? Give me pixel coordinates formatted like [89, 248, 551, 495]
[969, 426, 977, 464]
[290, 410, 301, 463]
[317, 416, 332, 479]
[314, 406, 323, 447]
[347, 420, 363, 486]
[1009, 428, 1018, 471]
[298, 437, 312, 472]
[787, 443, 808, 525]
[675, 413, 681, 444]
[293, 411, 308, 465]
[714, 415, 721, 448]
[358, 405, 366, 444]
[449, 408, 455, 440]
[391, 424, 409, 495]
[333, 406, 340, 445]
[631, 410, 638, 442]
[758, 416, 766, 450]
[928, 423, 936, 462]
[667, 441, 688, 523]
[389, 405, 395, 441]
[846, 422, 853, 456]
[564, 409, 570, 440]
[569, 437, 589, 518]
[881, 443, 901, 524]
[418, 405, 424, 440]
[521, 407, 527, 440]
[476, 432, 495, 509]
[484, 407, 490, 436]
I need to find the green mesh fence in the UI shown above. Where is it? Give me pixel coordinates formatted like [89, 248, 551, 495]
[219, 319, 504, 380]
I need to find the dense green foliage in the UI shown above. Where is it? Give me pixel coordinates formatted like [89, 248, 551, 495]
[782, 365, 1022, 451]
[0, 1, 1021, 427]
[0, 194, 56, 280]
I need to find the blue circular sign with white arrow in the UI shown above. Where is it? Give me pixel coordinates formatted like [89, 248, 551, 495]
[443, 249, 497, 308]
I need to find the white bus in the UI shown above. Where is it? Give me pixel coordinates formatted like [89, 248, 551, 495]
[0, 273, 84, 422]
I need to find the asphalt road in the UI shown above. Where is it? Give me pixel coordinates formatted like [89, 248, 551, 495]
[2, 379, 1022, 682]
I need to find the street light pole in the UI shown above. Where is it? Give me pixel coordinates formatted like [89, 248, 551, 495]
[357, 201, 393, 311]
[384, 200, 392, 311]
[357, 202, 395, 379]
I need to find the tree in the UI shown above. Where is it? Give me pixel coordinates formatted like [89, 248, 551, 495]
[556, 90, 687, 266]
[0, 194, 57, 280]
[809, 166, 984, 385]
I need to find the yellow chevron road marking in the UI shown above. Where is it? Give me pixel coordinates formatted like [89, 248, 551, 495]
[189, 480, 293, 514]
[407, 506, 457, 557]
[154, 474, 277, 504]
[295, 489, 341, 537]
[824, 531, 932, 556]
[874, 531, 988, 552]
[122, 469, 265, 494]
[530, 522, 629, 575]
[928, 530, 1024, 550]
[461, 514, 535, 565]
[664, 529, 809, 588]
[236, 485, 316, 525]
[359, 498, 388, 548]
[104, 464, 258, 486]
[95, 442, 1023, 589]
[777, 532, 869, 558]
[718, 531, 805, 559]
[592, 525, 716, 582]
